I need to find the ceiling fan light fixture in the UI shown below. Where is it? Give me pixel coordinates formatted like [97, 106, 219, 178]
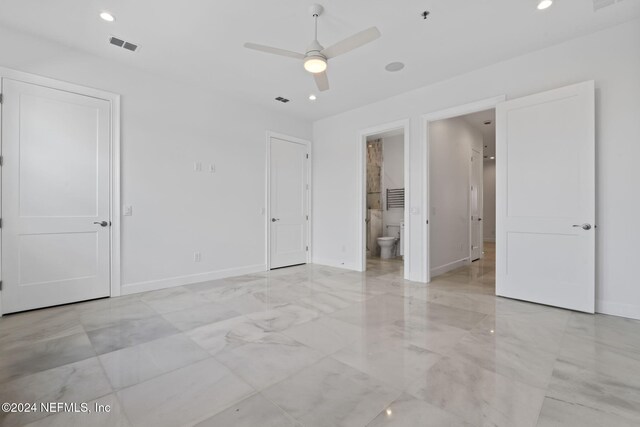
[304, 56, 327, 74]
[537, 0, 553, 10]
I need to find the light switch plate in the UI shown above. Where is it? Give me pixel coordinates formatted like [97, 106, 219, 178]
[123, 206, 133, 216]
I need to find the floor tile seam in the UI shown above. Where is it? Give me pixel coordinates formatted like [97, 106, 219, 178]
[437, 350, 550, 394]
[112, 356, 260, 426]
[96, 335, 215, 391]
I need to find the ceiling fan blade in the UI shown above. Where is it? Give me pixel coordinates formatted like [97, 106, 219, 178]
[321, 27, 381, 59]
[243, 42, 305, 60]
[313, 71, 330, 92]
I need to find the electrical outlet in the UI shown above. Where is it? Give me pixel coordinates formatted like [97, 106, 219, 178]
[194, 161, 202, 172]
[208, 164, 216, 173]
[194, 252, 201, 262]
[123, 205, 133, 216]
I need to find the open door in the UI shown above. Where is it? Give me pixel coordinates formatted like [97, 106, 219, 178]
[470, 148, 483, 261]
[1, 78, 112, 313]
[496, 81, 595, 313]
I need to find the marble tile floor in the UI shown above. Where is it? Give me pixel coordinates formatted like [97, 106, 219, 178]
[1, 244, 640, 426]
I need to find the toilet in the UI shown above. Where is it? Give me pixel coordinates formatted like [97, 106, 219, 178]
[377, 236, 397, 259]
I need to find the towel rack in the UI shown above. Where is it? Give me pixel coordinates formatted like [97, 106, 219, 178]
[386, 188, 405, 209]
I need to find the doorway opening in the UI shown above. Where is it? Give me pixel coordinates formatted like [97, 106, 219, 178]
[360, 122, 408, 278]
[428, 108, 496, 282]
[421, 95, 505, 291]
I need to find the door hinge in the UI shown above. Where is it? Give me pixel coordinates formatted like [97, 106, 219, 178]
[0, 280, 2, 291]
[0, 218, 2, 228]
[0, 155, 3, 166]
[306, 215, 309, 220]
[0, 93, 3, 104]
[306, 153, 309, 159]
[306, 246, 309, 251]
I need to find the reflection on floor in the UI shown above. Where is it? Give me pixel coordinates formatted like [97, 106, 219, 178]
[1, 242, 640, 426]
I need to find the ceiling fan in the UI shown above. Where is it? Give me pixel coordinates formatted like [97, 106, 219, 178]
[244, 4, 381, 92]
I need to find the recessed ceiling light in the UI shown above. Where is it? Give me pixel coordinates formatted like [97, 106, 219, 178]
[309, 94, 317, 101]
[490, 156, 495, 160]
[537, 0, 553, 10]
[100, 12, 115, 22]
[385, 62, 405, 72]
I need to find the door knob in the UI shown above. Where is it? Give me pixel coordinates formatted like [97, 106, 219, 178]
[271, 218, 280, 222]
[572, 223, 592, 230]
[94, 221, 109, 227]
[478, 218, 483, 221]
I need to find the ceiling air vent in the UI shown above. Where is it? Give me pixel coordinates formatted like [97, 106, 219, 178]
[593, 0, 624, 11]
[275, 97, 290, 103]
[109, 36, 139, 52]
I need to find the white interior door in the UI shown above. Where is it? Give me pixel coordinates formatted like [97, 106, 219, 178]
[470, 148, 483, 261]
[269, 137, 308, 269]
[496, 81, 595, 313]
[1, 78, 111, 313]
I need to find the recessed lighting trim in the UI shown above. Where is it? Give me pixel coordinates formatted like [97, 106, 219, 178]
[309, 94, 317, 101]
[100, 12, 115, 22]
[490, 156, 495, 160]
[537, 0, 553, 10]
[385, 62, 405, 72]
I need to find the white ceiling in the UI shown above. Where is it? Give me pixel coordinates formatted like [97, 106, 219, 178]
[1, 0, 638, 121]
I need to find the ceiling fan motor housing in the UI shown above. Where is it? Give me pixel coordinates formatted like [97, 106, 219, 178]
[310, 4, 324, 17]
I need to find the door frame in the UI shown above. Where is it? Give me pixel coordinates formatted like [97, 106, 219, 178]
[265, 131, 312, 270]
[421, 95, 505, 283]
[0, 67, 121, 316]
[357, 119, 410, 279]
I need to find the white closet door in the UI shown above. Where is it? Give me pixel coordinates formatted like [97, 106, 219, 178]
[496, 81, 595, 313]
[1, 78, 111, 313]
[269, 137, 308, 269]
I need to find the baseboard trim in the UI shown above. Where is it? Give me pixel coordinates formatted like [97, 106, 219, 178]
[596, 300, 640, 320]
[431, 258, 470, 277]
[312, 258, 360, 272]
[121, 264, 267, 295]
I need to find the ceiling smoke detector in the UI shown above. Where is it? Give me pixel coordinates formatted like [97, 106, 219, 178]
[385, 62, 405, 72]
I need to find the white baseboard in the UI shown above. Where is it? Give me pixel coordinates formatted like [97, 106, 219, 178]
[312, 258, 360, 272]
[431, 258, 470, 277]
[596, 300, 640, 320]
[121, 264, 267, 295]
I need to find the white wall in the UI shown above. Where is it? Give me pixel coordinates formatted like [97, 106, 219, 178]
[381, 134, 404, 237]
[0, 26, 311, 294]
[429, 117, 483, 275]
[483, 160, 496, 242]
[312, 19, 640, 319]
